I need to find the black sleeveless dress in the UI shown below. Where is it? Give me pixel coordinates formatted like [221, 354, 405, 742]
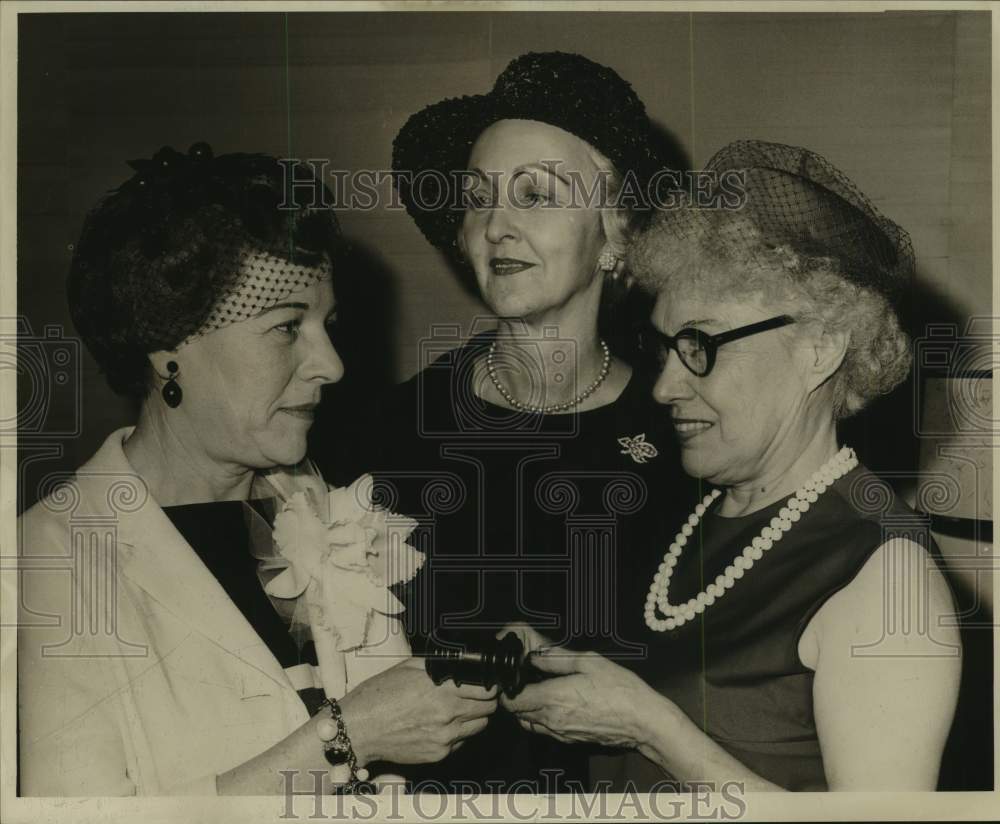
[591, 463, 954, 791]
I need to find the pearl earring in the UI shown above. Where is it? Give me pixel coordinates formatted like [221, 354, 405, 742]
[598, 249, 618, 272]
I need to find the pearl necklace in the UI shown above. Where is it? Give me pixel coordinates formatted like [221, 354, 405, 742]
[644, 446, 859, 632]
[485, 338, 611, 414]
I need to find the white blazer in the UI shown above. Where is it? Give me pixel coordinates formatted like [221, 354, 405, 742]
[17, 428, 399, 796]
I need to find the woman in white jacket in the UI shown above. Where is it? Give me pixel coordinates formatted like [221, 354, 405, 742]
[17, 144, 496, 796]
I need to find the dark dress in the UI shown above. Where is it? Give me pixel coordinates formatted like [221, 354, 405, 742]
[591, 463, 958, 791]
[317, 332, 701, 791]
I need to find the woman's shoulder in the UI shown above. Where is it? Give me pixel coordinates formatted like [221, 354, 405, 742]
[383, 333, 491, 421]
[17, 459, 147, 657]
[18, 429, 156, 610]
[20, 429, 143, 537]
[833, 464, 909, 513]
[332, 334, 491, 474]
[790, 463, 958, 664]
[797, 463, 944, 603]
[801, 534, 959, 669]
[398, 332, 492, 391]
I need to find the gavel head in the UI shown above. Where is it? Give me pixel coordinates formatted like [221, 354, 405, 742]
[424, 632, 526, 697]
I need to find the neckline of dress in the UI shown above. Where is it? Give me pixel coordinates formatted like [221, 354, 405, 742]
[466, 333, 636, 417]
[162, 496, 272, 512]
[704, 465, 857, 523]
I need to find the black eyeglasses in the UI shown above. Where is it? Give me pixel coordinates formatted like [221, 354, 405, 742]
[650, 315, 796, 377]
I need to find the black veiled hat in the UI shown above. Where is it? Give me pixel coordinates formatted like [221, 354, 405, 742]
[709, 140, 915, 303]
[67, 142, 342, 398]
[391, 51, 665, 256]
[632, 140, 915, 309]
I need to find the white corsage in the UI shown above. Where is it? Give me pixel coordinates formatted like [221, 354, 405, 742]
[255, 462, 424, 698]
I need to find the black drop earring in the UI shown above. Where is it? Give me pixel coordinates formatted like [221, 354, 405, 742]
[162, 360, 182, 408]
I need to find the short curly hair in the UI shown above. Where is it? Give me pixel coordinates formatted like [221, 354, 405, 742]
[629, 209, 912, 419]
[68, 145, 341, 400]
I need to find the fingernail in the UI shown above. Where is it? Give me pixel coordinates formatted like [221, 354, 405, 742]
[531, 646, 552, 657]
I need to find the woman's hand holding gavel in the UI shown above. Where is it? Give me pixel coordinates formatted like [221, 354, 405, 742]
[496, 624, 659, 750]
[341, 657, 499, 765]
[216, 658, 497, 794]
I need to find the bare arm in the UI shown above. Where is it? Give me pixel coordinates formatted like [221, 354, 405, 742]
[804, 538, 961, 790]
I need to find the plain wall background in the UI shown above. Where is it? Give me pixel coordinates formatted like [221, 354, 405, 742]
[16, 9, 991, 507]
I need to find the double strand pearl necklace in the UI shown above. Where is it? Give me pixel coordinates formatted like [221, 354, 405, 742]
[485, 338, 611, 414]
[644, 446, 859, 632]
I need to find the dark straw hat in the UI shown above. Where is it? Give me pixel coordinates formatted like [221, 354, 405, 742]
[392, 51, 665, 256]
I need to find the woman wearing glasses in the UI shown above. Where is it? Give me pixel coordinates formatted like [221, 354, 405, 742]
[502, 141, 961, 791]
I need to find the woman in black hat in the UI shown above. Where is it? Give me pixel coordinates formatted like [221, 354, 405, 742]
[335, 52, 699, 791]
[500, 141, 961, 791]
[17, 145, 498, 795]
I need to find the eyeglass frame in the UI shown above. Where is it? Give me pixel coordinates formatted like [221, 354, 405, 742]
[650, 315, 797, 378]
